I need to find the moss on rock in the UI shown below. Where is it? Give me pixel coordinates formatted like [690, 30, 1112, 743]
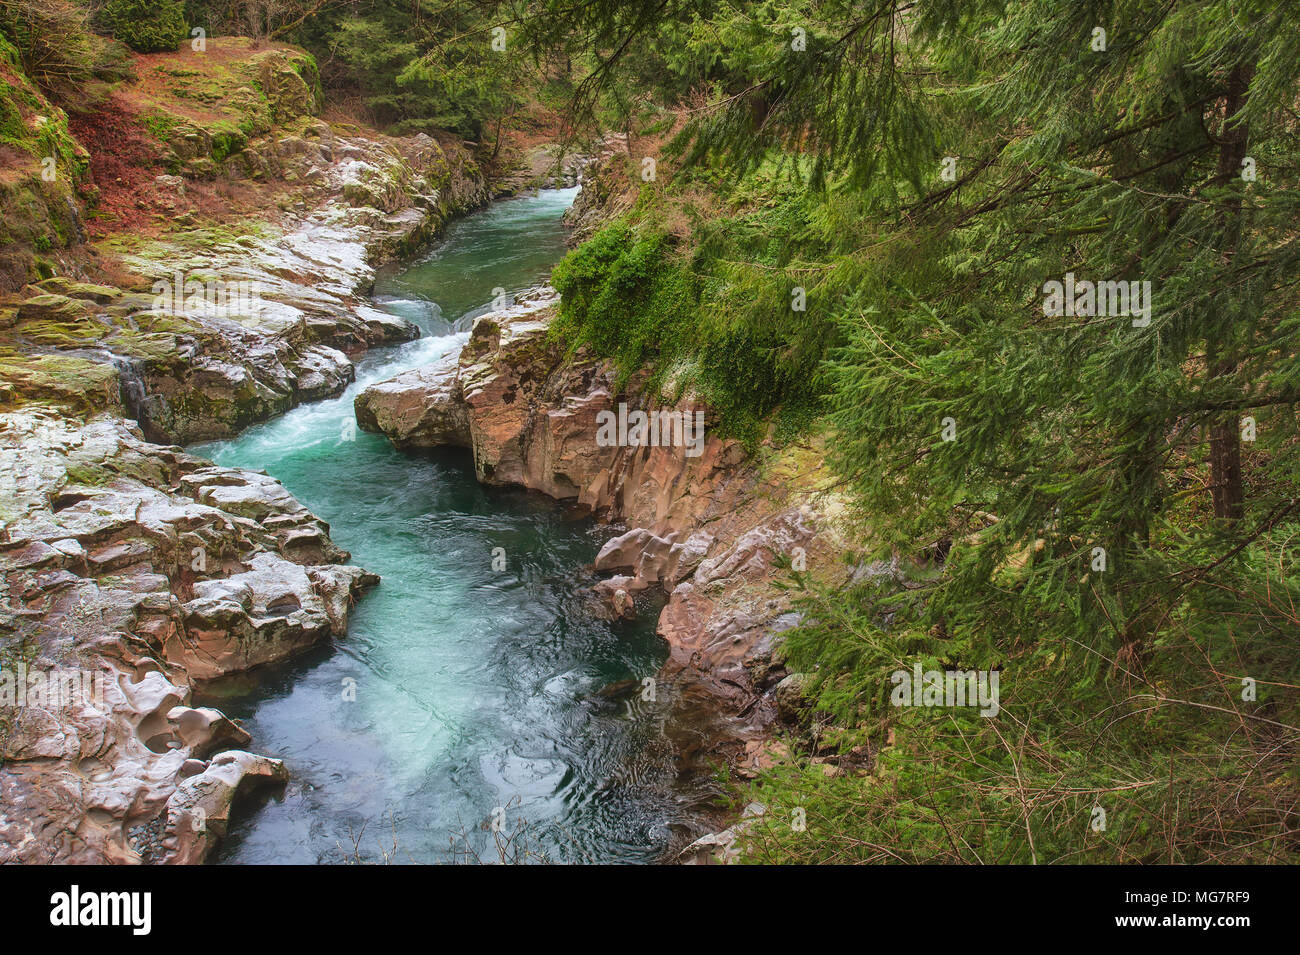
[0, 351, 120, 414]
[133, 40, 323, 171]
[0, 44, 90, 289]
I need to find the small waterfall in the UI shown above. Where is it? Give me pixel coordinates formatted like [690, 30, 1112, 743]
[45, 346, 151, 428]
[64, 195, 88, 244]
[107, 352, 147, 422]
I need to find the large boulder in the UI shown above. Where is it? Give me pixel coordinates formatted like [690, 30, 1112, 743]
[354, 345, 470, 448]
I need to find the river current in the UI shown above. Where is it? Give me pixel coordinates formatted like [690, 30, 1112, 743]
[193, 188, 707, 864]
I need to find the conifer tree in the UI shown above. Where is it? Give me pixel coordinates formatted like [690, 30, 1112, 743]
[520, 0, 1300, 662]
[515, 0, 1300, 860]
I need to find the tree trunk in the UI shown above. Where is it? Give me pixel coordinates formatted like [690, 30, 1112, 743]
[1209, 417, 1243, 520]
[1208, 63, 1252, 522]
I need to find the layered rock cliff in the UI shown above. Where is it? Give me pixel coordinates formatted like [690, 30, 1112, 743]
[0, 408, 374, 863]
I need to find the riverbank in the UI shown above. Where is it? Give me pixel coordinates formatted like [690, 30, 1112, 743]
[354, 284, 861, 863]
[189, 188, 713, 865]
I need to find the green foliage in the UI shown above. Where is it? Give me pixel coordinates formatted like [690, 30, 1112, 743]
[101, 0, 187, 54]
[0, 0, 132, 107]
[288, 0, 527, 139]
[509, 0, 722, 129]
[552, 222, 692, 375]
[737, 534, 1300, 863]
[208, 126, 244, 162]
[0, 3, 93, 279]
[550, 159, 837, 442]
[532, 0, 1300, 862]
[138, 109, 179, 143]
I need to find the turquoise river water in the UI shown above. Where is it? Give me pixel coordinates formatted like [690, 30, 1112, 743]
[192, 189, 711, 864]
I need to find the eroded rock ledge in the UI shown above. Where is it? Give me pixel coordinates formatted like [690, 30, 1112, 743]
[355, 291, 851, 826]
[0, 409, 375, 864]
[4, 121, 490, 445]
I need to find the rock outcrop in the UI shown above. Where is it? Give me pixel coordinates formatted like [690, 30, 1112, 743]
[353, 343, 470, 448]
[2, 39, 492, 445]
[0, 409, 376, 864]
[561, 135, 635, 245]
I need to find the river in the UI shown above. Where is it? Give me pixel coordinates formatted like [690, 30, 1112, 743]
[192, 188, 708, 864]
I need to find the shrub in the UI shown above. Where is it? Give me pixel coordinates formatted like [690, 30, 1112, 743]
[0, 0, 132, 105]
[549, 162, 838, 445]
[100, 0, 186, 54]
